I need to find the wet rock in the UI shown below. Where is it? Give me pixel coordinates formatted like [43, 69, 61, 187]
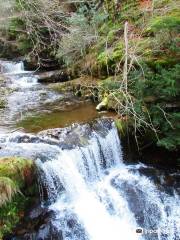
[112, 177, 162, 231]
[96, 97, 108, 111]
[36, 70, 70, 83]
[48, 76, 99, 101]
[135, 167, 161, 184]
[5, 206, 63, 240]
[131, 166, 180, 195]
[38, 118, 114, 149]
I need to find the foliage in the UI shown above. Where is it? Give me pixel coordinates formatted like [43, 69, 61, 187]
[0, 157, 36, 238]
[97, 41, 124, 75]
[93, 0, 180, 151]
[149, 14, 180, 32]
[148, 65, 180, 99]
[0, 177, 19, 207]
[0, 157, 34, 188]
[56, 7, 106, 66]
[98, 77, 121, 91]
[0, 0, 16, 30]
[151, 109, 180, 150]
[0, 193, 32, 238]
[129, 65, 180, 150]
[0, 0, 70, 63]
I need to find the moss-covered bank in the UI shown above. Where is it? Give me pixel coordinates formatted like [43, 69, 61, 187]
[0, 157, 37, 239]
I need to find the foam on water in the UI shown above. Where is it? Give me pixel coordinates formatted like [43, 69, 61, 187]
[0, 60, 24, 74]
[0, 60, 62, 126]
[36, 124, 180, 240]
[0, 60, 38, 88]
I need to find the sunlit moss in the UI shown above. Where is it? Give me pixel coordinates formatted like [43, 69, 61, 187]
[0, 157, 36, 238]
[0, 157, 34, 189]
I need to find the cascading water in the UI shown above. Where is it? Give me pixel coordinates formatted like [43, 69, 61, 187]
[0, 60, 24, 74]
[1, 120, 179, 240]
[0, 60, 108, 133]
[0, 60, 63, 130]
[0, 60, 38, 87]
[41, 127, 140, 240]
[36, 122, 179, 240]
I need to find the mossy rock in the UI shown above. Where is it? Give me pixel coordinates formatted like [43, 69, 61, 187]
[0, 99, 6, 109]
[0, 157, 36, 238]
[0, 157, 35, 201]
[49, 76, 99, 99]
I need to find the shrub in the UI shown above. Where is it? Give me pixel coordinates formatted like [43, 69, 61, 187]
[56, 8, 107, 66]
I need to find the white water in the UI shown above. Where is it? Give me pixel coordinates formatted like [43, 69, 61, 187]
[0, 60, 24, 74]
[0, 60, 38, 88]
[0, 60, 62, 128]
[37, 125, 180, 240]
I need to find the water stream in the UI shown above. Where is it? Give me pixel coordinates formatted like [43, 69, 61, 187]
[0, 60, 106, 133]
[0, 61, 180, 240]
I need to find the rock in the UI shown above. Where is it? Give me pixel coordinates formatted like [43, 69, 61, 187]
[96, 97, 108, 111]
[111, 177, 162, 230]
[48, 76, 99, 101]
[0, 39, 20, 59]
[7, 207, 63, 240]
[36, 70, 70, 83]
[38, 118, 113, 149]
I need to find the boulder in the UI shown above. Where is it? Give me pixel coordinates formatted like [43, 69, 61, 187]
[36, 70, 70, 83]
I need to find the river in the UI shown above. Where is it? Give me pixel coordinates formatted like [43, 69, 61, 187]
[0, 61, 180, 240]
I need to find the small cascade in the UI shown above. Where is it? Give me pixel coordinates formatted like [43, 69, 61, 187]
[0, 60, 62, 128]
[0, 60, 38, 88]
[0, 60, 24, 74]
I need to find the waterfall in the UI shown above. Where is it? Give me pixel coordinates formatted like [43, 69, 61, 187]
[0, 60, 61, 127]
[0, 60, 38, 87]
[34, 122, 180, 240]
[0, 60, 24, 73]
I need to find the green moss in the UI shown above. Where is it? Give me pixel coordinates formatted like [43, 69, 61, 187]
[111, 41, 124, 61]
[0, 157, 34, 189]
[0, 157, 36, 238]
[115, 119, 126, 136]
[97, 41, 124, 71]
[0, 76, 6, 109]
[119, 1, 140, 23]
[0, 99, 5, 109]
[149, 14, 180, 32]
[98, 77, 121, 91]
